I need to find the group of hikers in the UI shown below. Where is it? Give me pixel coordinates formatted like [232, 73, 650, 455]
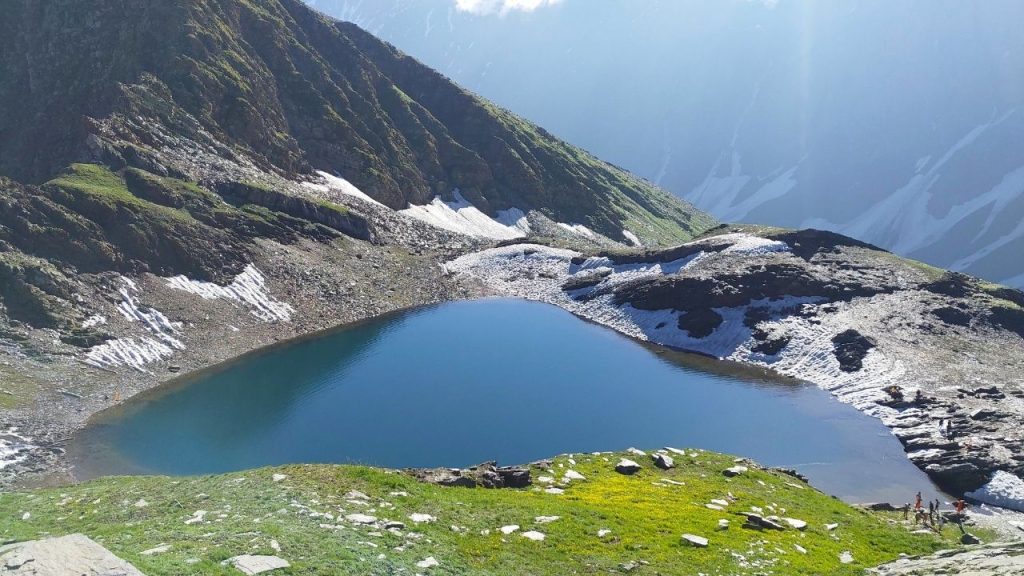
[904, 491, 968, 530]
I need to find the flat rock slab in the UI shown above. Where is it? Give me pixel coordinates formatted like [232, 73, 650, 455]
[682, 534, 708, 547]
[227, 554, 291, 575]
[0, 533, 143, 575]
[869, 542, 1024, 575]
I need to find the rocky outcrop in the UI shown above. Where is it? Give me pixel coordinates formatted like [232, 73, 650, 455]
[216, 181, 372, 242]
[868, 541, 1024, 575]
[0, 534, 144, 575]
[831, 329, 876, 372]
[406, 461, 531, 489]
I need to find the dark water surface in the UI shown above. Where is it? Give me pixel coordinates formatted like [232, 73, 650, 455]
[71, 299, 942, 503]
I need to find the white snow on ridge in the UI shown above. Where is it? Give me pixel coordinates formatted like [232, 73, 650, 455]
[166, 265, 294, 323]
[557, 222, 597, 239]
[966, 471, 1024, 513]
[495, 207, 532, 234]
[305, 171, 387, 208]
[714, 232, 789, 255]
[401, 190, 527, 240]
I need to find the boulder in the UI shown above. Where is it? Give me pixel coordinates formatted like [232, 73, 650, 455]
[652, 453, 675, 470]
[831, 329, 876, 372]
[782, 517, 807, 530]
[723, 465, 748, 477]
[0, 534, 144, 575]
[743, 513, 785, 530]
[227, 554, 291, 575]
[406, 461, 530, 488]
[961, 533, 982, 545]
[615, 459, 642, 475]
[681, 534, 709, 547]
[345, 514, 377, 524]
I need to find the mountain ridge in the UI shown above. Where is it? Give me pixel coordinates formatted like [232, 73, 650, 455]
[0, 0, 713, 246]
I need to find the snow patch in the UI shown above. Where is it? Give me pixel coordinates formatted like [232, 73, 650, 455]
[0, 427, 33, 470]
[85, 279, 184, 372]
[81, 315, 107, 329]
[166, 265, 294, 322]
[495, 207, 532, 234]
[556, 222, 597, 239]
[400, 190, 527, 240]
[966, 471, 1024, 513]
[305, 171, 386, 208]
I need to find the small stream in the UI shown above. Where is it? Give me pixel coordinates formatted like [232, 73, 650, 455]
[70, 298, 943, 504]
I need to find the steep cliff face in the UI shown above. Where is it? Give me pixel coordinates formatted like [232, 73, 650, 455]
[0, 0, 713, 245]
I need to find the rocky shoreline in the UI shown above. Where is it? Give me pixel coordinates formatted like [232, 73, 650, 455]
[445, 229, 1024, 509]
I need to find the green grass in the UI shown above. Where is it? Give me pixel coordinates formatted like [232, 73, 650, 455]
[46, 164, 195, 223]
[0, 450, 969, 575]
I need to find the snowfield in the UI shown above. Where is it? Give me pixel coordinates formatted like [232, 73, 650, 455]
[400, 191, 528, 240]
[303, 171, 386, 208]
[966, 471, 1024, 513]
[85, 265, 293, 372]
[166, 265, 294, 323]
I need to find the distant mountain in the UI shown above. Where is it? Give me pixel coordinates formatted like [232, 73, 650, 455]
[0, 0, 711, 248]
[314, 0, 1024, 287]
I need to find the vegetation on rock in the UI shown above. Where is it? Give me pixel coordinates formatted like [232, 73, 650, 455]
[0, 450, 971, 575]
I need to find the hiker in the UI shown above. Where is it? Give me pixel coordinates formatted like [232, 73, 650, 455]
[902, 503, 910, 520]
[914, 389, 924, 403]
[914, 491, 922, 511]
[928, 500, 935, 522]
[955, 498, 967, 515]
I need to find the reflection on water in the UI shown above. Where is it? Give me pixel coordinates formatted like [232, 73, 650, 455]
[71, 299, 942, 503]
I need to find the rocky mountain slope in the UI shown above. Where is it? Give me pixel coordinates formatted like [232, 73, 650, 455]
[320, 0, 1024, 288]
[0, 0, 711, 247]
[0, 0, 711, 483]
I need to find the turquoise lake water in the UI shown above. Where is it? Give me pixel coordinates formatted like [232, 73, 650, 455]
[70, 298, 942, 503]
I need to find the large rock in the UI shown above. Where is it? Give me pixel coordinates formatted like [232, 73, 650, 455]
[227, 554, 291, 575]
[406, 461, 531, 488]
[831, 329, 876, 372]
[0, 534, 144, 575]
[615, 459, 642, 475]
[681, 534, 709, 547]
[652, 453, 675, 470]
[869, 541, 1024, 575]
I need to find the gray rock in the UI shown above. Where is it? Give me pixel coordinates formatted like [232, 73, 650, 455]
[723, 465, 747, 477]
[615, 458, 642, 475]
[743, 513, 785, 530]
[227, 554, 291, 575]
[652, 453, 675, 470]
[869, 541, 1024, 575]
[0, 534, 144, 575]
[681, 534, 709, 547]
